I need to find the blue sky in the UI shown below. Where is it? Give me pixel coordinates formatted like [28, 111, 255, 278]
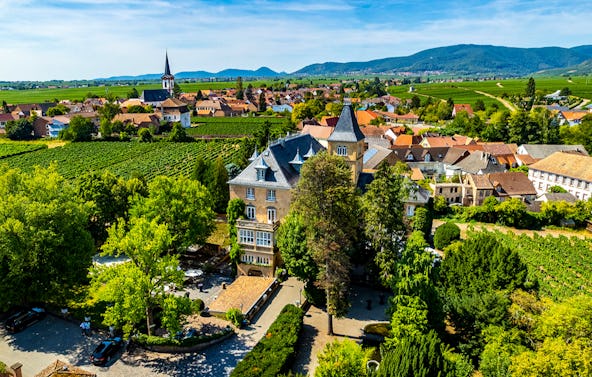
[0, 0, 590, 81]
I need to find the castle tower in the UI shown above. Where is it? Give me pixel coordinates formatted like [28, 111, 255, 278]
[161, 52, 175, 97]
[327, 104, 365, 183]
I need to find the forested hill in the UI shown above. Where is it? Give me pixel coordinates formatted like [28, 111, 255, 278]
[294, 44, 592, 77]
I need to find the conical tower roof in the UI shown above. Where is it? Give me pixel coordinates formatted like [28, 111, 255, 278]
[162, 52, 174, 79]
[327, 104, 365, 142]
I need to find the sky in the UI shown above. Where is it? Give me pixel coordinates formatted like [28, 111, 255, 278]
[0, 0, 591, 81]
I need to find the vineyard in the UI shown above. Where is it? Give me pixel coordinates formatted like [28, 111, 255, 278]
[485, 231, 592, 300]
[0, 142, 47, 159]
[188, 116, 286, 136]
[0, 140, 241, 181]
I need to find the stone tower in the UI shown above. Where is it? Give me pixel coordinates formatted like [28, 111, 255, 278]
[327, 104, 365, 183]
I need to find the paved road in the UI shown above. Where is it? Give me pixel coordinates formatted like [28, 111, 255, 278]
[0, 278, 304, 377]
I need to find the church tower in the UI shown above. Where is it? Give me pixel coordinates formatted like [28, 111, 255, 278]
[327, 104, 365, 183]
[161, 52, 175, 97]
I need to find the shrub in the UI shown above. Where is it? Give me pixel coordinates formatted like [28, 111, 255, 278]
[231, 304, 304, 377]
[316, 339, 370, 377]
[433, 222, 461, 250]
[226, 308, 244, 327]
[134, 326, 233, 348]
[412, 206, 433, 236]
[193, 298, 205, 313]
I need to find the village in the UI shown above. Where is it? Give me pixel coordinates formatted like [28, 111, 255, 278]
[0, 52, 592, 377]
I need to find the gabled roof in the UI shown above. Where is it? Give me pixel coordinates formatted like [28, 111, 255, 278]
[537, 192, 578, 203]
[452, 151, 506, 175]
[519, 144, 588, 160]
[530, 152, 592, 181]
[467, 173, 494, 189]
[228, 133, 325, 189]
[442, 147, 470, 165]
[141, 89, 170, 102]
[391, 146, 449, 162]
[393, 134, 422, 146]
[160, 97, 188, 109]
[35, 359, 96, 377]
[327, 104, 365, 143]
[363, 145, 394, 170]
[488, 172, 536, 196]
[301, 124, 334, 140]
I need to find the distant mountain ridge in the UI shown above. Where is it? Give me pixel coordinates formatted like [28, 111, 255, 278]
[101, 67, 283, 81]
[100, 44, 592, 81]
[294, 44, 592, 77]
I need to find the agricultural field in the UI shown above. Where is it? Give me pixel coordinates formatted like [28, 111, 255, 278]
[0, 140, 241, 181]
[492, 231, 592, 300]
[188, 116, 287, 136]
[388, 76, 592, 106]
[0, 141, 47, 159]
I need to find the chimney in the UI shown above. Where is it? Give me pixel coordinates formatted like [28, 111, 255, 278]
[11, 362, 22, 377]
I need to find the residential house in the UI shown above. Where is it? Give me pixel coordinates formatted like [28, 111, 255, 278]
[194, 99, 233, 117]
[420, 135, 474, 148]
[557, 110, 588, 126]
[392, 134, 422, 147]
[481, 143, 518, 168]
[228, 134, 324, 277]
[319, 116, 339, 127]
[464, 174, 494, 206]
[363, 145, 396, 171]
[0, 113, 15, 133]
[157, 98, 190, 128]
[404, 183, 431, 217]
[528, 152, 592, 200]
[113, 113, 161, 131]
[33, 117, 51, 138]
[536, 192, 578, 203]
[452, 104, 474, 117]
[430, 182, 466, 205]
[488, 172, 537, 202]
[355, 110, 380, 126]
[46, 116, 70, 138]
[452, 150, 506, 175]
[301, 125, 334, 148]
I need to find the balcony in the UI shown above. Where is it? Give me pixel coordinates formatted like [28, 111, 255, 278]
[237, 219, 279, 232]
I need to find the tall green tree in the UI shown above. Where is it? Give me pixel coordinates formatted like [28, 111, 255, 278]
[277, 213, 318, 284]
[60, 115, 94, 141]
[236, 76, 244, 100]
[5, 118, 33, 140]
[95, 217, 186, 336]
[0, 166, 94, 308]
[207, 157, 230, 213]
[130, 175, 215, 251]
[291, 152, 359, 335]
[361, 162, 408, 286]
[525, 77, 536, 98]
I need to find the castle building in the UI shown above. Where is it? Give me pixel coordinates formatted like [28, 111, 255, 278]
[227, 104, 365, 277]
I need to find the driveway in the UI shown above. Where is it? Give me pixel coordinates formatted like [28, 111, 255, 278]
[0, 277, 304, 377]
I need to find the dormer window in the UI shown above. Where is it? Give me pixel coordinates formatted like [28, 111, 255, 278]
[424, 153, 431, 162]
[254, 156, 269, 181]
[257, 169, 266, 181]
[337, 145, 348, 156]
[406, 154, 414, 161]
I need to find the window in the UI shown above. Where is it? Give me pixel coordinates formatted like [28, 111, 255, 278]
[266, 189, 276, 202]
[242, 254, 254, 263]
[246, 187, 255, 200]
[267, 207, 277, 224]
[256, 231, 272, 247]
[257, 169, 265, 181]
[246, 206, 256, 220]
[239, 229, 254, 244]
[406, 205, 415, 217]
[337, 145, 347, 156]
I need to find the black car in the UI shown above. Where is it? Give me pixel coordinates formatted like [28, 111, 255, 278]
[90, 337, 123, 366]
[5, 307, 46, 333]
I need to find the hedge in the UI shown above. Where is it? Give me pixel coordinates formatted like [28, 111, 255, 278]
[230, 304, 304, 377]
[135, 326, 234, 348]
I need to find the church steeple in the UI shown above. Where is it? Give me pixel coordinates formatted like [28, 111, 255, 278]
[161, 51, 175, 97]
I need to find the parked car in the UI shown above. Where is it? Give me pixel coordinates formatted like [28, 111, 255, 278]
[90, 337, 123, 366]
[5, 307, 46, 333]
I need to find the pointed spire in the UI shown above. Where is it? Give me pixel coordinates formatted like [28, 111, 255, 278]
[327, 104, 365, 142]
[303, 142, 316, 159]
[290, 147, 304, 167]
[164, 51, 171, 76]
[254, 155, 269, 170]
[248, 147, 259, 162]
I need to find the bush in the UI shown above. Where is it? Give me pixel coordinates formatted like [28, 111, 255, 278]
[226, 308, 244, 327]
[412, 206, 433, 237]
[433, 222, 461, 250]
[231, 304, 304, 377]
[193, 298, 205, 313]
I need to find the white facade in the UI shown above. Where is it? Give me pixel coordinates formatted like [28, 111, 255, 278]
[528, 168, 592, 200]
